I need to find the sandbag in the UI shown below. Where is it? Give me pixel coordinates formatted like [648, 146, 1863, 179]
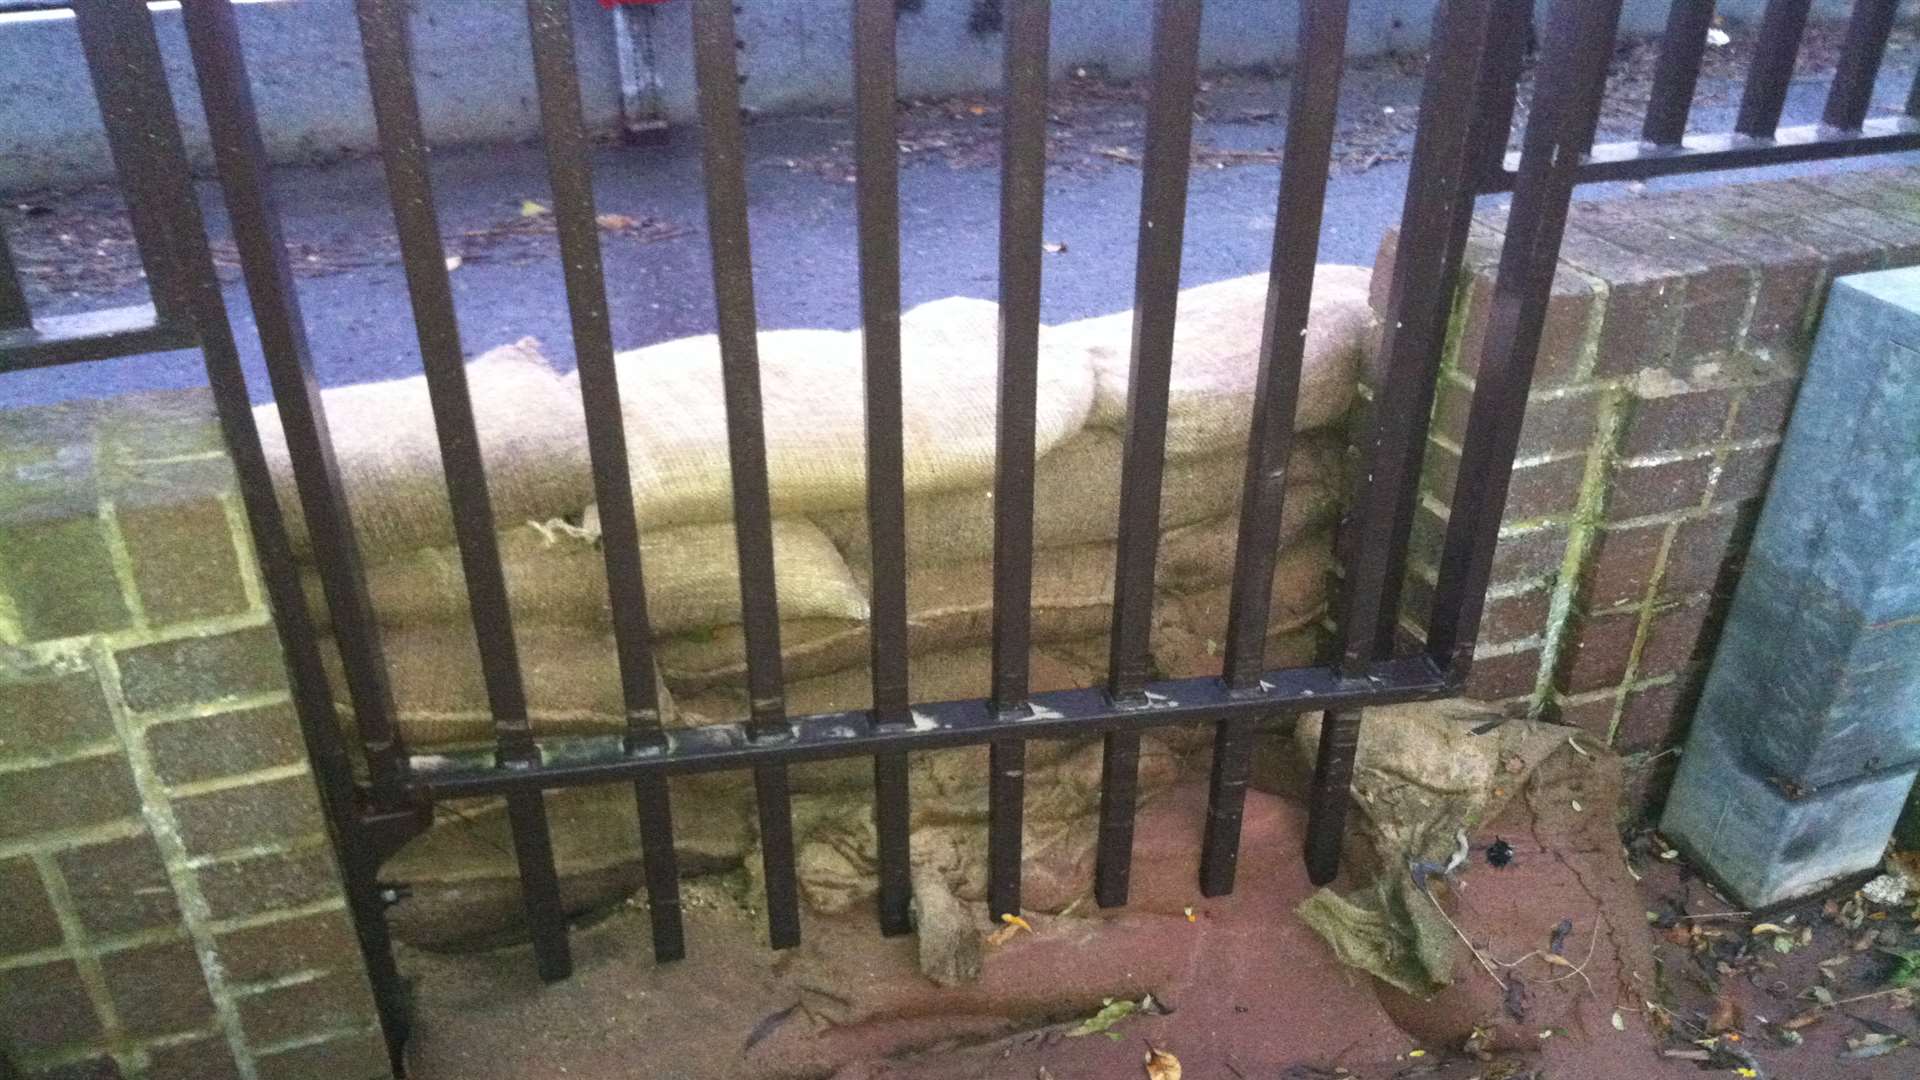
[303, 517, 869, 639]
[818, 429, 1344, 570]
[654, 618, 871, 691]
[1046, 265, 1373, 458]
[256, 340, 593, 560]
[595, 297, 1096, 526]
[322, 624, 675, 749]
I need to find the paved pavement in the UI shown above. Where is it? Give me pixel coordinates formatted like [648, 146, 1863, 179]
[4, 45, 1918, 408]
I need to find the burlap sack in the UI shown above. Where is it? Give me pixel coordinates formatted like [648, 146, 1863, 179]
[654, 618, 871, 691]
[677, 644, 1105, 795]
[595, 296, 1096, 526]
[256, 340, 593, 561]
[1161, 531, 1335, 645]
[304, 516, 869, 638]
[1045, 265, 1373, 459]
[818, 429, 1344, 570]
[322, 624, 674, 749]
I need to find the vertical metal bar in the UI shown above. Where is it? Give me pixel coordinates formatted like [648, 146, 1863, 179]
[1474, 1, 1532, 185]
[179, 0, 410, 801]
[69, 6, 192, 327]
[1428, 0, 1626, 673]
[1311, 0, 1506, 887]
[850, 0, 914, 938]
[1096, 0, 1205, 910]
[1823, 0, 1899, 133]
[525, 0, 684, 964]
[80, 0, 422, 1062]
[689, 0, 800, 951]
[1203, 0, 1351, 898]
[354, 0, 570, 981]
[1642, 1, 1718, 147]
[986, 0, 1051, 925]
[1734, 0, 1814, 139]
[1908, 64, 1920, 119]
[0, 220, 28, 330]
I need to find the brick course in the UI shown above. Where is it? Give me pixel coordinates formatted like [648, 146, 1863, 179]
[1375, 166, 1920, 818]
[0, 390, 386, 1078]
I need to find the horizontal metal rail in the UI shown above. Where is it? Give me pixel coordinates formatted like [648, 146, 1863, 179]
[1487, 116, 1920, 192]
[0, 303, 196, 372]
[406, 656, 1455, 800]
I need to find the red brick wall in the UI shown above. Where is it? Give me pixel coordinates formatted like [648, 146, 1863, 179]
[1372, 165, 1920, 817]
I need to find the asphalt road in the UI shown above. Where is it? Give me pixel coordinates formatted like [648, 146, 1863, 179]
[5, 49, 1918, 409]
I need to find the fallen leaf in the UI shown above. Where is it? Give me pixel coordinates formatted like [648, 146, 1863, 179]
[1067, 997, 1138, 1039]
[1183, 906, 1196, 923]
[520, 198, 550, 218]
[1144, 1046, 1181, 1080]
[444, 255, 463, 272]
[1707, 992, 1742, 1035]
[1845, 1031, 1908, 1058]
[1002, 913, 1033, 933]
[1043, 241, 1068, 254]
[1751, 923, 1792, 936]
[986, 912, 1034, 947]
[1612, 1010, 1626, 1031]
[596, 213, 638, 230]
[1779, 1010, 1823, 1031]
[1570, 799, 1583, 812]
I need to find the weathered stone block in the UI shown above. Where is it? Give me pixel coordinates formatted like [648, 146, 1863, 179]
[238, 971, 379, 1049]
[145, 701, 306, 787]
[0, 661, 115, 760]
[214, 908, 363, 987]
[56, 834, 179, 938]
[0, 754, 141, 843]
[145, 1037, 245, 1080]
[195, 847, 343, 922]
[173, 774, 325, 856]
[99, 939, 215, 1038]
[253, 1028, 390, 1080]
[0, 514, 130, 642]
[116, 625, 286, 713]
[0, 855, 63, 955]
[1662, 721, 1917, 908]
[0, 960, 103, 1056]
[117, 497, 250, 626]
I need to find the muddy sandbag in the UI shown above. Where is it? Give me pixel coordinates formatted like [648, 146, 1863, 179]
[323, 624, 677, 749]
[818, 430, 1344, 570]
[677, 645, 1103, 794]
[1291, 702, 1571, 996]
[385, 780, 754, 952]
[1046, 265, 1373, 459]
[654, 618, 871, 691]
[256, 340, 592, 561]
[597, 297, 1095, 527]
[1160, 530, 1335, 640]
[302, 516, 869, 638]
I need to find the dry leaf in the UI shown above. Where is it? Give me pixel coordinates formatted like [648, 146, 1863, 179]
[596, 213, 638, 230]
[1043, 241, 1068, 254]
[1143, 1046, 1181, 1080]
[1779, 1010, 1824, 1031]
[1611, 1010, 1626, 1031]
[443, 255, 463, 272]
[520, 199, 550, 218]
[1707, 992, 1743, 1035]
[1750, 922, 1791, 936]
[1002, 913, 1033, 933]
[985, 912, 1033, 947]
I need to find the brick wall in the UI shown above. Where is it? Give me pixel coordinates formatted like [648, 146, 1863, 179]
[0, 392, 388, 1079]
[1375, 165, 1920, 818]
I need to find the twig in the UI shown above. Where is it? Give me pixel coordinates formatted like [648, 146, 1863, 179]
[1822, 985, 1915, 1009]
[1673, 911, 1752, 922]
[1423, 889, 1507, 991]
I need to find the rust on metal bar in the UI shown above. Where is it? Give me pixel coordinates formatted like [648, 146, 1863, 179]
[690, 0, 801, 950]
[987, 0, 1053, 924]
[1823, 0, 1899, 133]
[1097, 0, 1205, 910]
[1642, 1, 1719, 147]
[1429, 0, 1626, 671]
[525, 0, 684, 963]
[1206, 0, 1353, 898]
[1735, 0, 1814, 139]
[354, 0, 571, 981]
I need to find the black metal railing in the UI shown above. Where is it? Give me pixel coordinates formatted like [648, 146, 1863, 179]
[6, 0, 1918, 1072]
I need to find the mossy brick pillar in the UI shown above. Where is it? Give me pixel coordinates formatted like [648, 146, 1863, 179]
[1661, 267, 1920, 907]
[0, 391, 390, 1079]
[1367, 165, 1920, 819]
